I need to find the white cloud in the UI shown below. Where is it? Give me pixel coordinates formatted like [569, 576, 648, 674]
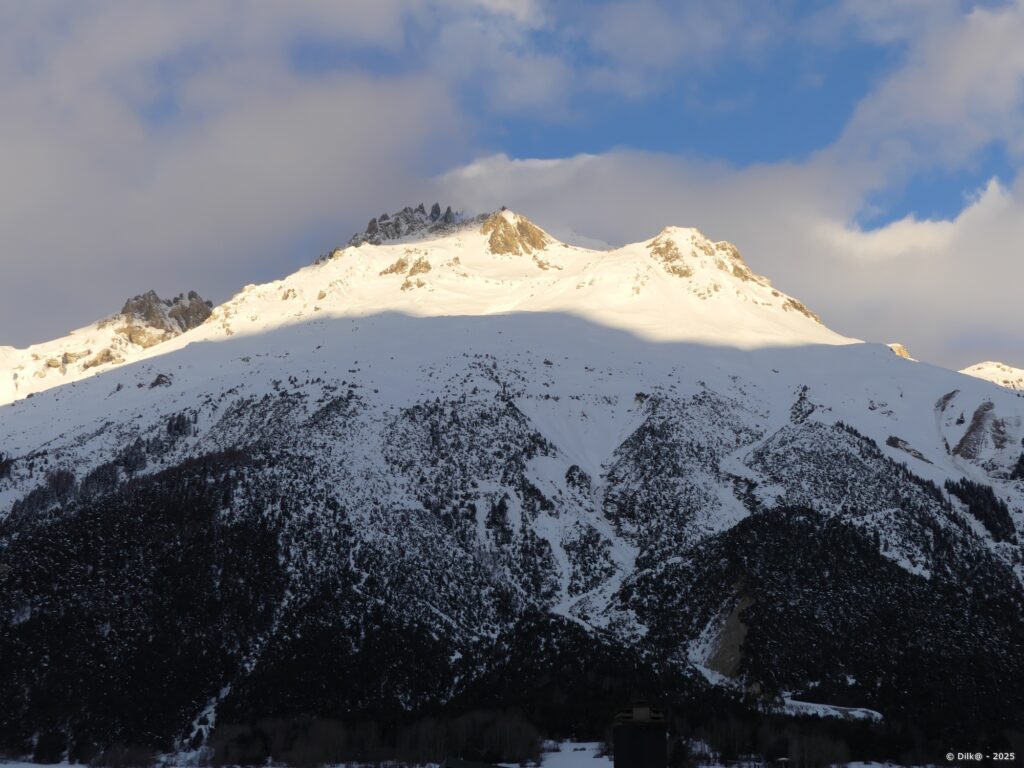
[423, 0, 1024, 369]
[833, 2, 1024, 176]
[1, 0, 606, 344]
[816, 217, 957, 262]
[581, 1, 783, 96]
[810, 0, 965, 45]
[454, 0, 546, 25]
[428, 15, 572, 112]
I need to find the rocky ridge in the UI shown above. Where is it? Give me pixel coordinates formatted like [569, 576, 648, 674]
[114, 290, 213, 347]
[0, 290, 211, 405]
[346, 202, 464, 248]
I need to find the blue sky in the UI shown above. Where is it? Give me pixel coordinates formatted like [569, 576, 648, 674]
[1, 0, 1022, 368]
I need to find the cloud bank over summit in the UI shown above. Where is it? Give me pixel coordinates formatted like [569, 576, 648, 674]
[1, 1, 1023, 369]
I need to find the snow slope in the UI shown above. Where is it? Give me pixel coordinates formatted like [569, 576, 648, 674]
[2, 210, 1023, 590]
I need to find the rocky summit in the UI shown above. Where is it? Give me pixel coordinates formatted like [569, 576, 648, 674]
[121, 289, 212, 333]
[347, 202, 463, 247]
[1, 210, 1023, 763]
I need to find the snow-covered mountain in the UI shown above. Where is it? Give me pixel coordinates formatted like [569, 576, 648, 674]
[961, 360, 1024, 391]
[1, 207, 1023, 761]
[0, 209, 839, 409]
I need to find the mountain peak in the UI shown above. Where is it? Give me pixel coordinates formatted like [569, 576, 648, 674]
[649, 226, 766, 284]
[347, 203, 467, 247]
[118, 290, 213, 346]
[960, 360, 1024, 391]
[272, 208, 840, 351]
[479, 209, 551, 255]
[639, 226, 824, 323]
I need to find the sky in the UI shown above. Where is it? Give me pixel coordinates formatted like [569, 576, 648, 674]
[0, 0, 1022, 369]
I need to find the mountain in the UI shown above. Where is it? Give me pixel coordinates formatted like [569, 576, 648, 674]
[961, 360, 1024, 391]
[0, 290, 212, 406]
[1, 208, 1023, 763]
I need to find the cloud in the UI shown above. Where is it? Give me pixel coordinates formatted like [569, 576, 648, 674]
[436, 0, 1024, 369]
[427, 14, 572, 112]
[809, 0, 966, 45]
[0, 0, 595, 349]
[816, 216, 957, 262]
[579, 1, 785, 96]
[812, 177, 1024, 367]
[453, 0, 546, 25]
[832, 1, 1024, 178]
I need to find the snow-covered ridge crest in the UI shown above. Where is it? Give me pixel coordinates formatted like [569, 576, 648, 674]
[203, 207, 849, 354]
[1, 208, 848, 406]
[961, 361, 1024, 391]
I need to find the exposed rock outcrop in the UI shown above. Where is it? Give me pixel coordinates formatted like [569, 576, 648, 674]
[887, 343, 915, 360]
[116, 290, 212, 348]
[348, 203, 465, 247]
[480, 210, 550, 256]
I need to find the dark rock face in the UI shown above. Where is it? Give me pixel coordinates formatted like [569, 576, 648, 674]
[119, 289, 213, 341]
[108, 290, 213, 351]
[347, 203, 470, 246]
[167, 291, 214, 332]
[120, 291, 160, 325]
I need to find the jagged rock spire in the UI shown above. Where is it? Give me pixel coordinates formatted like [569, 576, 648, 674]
[348, 203, 464, 246]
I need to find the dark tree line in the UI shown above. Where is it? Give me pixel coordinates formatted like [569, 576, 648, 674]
[0, 448, 284, 763]
[945, 477, 1018, 543]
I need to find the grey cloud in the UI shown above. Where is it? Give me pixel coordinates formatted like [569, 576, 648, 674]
[579, 1, 785, 96]
[0, 0, 595, 347]
[0, 1, 482, 346]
